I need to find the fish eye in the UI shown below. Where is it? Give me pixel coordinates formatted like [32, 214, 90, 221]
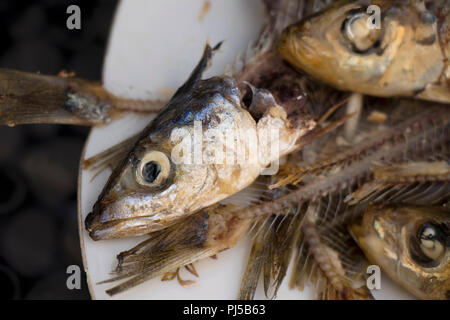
[342, 11, 382, 53]
[135, 151, 171, 187]
[418, 223, 446, 261]
[142, 161, 161, 183]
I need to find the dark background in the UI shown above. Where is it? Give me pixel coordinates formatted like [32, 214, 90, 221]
[0, 0, 119, 299]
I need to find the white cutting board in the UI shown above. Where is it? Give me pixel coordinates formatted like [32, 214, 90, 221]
[78, 0, 415, 300]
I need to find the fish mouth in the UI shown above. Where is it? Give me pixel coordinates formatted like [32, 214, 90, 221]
[279, 25, 332, 74]
[85, 206, 165, 241]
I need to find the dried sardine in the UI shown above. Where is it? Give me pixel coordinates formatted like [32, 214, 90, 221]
[0, 69, 164, 126]
[278, 0, 450, 103]
[84, 42, 335, 240]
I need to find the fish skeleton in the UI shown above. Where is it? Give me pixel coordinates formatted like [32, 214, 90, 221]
[101, 99, 450, 297]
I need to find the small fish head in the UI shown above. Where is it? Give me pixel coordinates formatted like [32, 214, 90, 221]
[277, 0, 439, 97]
[278, 0, 381, 84]
[85, 73, 260, 240]
[350, 205, 449, 300]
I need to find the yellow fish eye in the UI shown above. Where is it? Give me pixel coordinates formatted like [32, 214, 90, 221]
[418, 223, 445, 261]
[135, 151, 172, 187]
[343, 12, 382, 53]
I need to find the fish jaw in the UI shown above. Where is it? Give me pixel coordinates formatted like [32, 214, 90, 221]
[85, 161, 261, 240]
[85, 212, 167, 241]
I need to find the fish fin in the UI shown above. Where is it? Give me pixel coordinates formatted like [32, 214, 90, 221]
[104, 178, 285, 296]
[100, 211, 214, 295]
[0, 68, 165, 127]
[170, 42, 222, 102]
[0, 68, 116, 126]
[238, 220, 266, 300]
[103, 247, 212, 296]
[101, 205, 252, 296]
[239, 208, 303, 300]
[262, 211, 302, 299]
[415, 84, 450, 104]
[346, 161, 450, 206]
[82, 132, 142, 179]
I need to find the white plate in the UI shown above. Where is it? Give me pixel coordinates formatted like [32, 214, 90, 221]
[78, 0, 415, 300]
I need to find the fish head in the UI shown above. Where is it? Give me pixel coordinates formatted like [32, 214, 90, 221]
[350, 205, 449, 300]
[277, 0, 444, 97]
[85, 45, 261, 240]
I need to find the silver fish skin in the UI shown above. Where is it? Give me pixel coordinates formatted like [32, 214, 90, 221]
[85, 44, 311, 240]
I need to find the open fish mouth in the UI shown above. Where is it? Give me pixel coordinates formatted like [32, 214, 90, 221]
[85, 207, 166, 241]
